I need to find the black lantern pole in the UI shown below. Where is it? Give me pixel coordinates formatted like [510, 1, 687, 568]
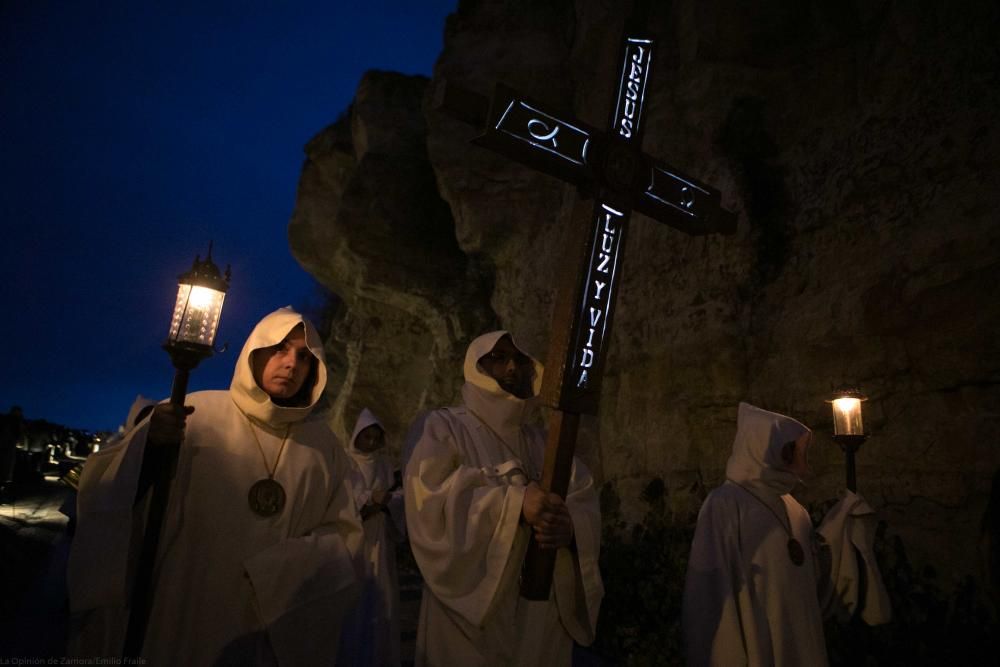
[123, 244, 230, 658]
[829, 389, 869, 493]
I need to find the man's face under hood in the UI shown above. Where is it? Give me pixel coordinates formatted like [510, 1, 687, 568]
[250, 325, 314, 404]
[354, 424, 386, 454]
[478, 335, 534, 399]
[783, 430, 813, 479]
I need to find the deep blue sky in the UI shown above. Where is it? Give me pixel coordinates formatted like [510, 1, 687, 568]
[1, 1, 457, 432]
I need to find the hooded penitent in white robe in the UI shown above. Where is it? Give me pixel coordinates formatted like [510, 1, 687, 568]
[404, 331, 604, 667]
[338, 408, 405, 667]
[682, 402, 891, 667]
[68, 307, 363, 666]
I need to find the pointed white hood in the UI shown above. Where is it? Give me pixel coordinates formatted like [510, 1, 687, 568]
[347, 407, 383, 462]
[459, 330, 543, 449]
[230, 306, 327, 427]
[725, 402, 811, 496]
[345, 407, 393, 493]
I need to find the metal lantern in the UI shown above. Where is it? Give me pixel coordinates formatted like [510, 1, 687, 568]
[166, 243, 231, 355]
[831, 389, 866, 436]
[828, 389, 869, 493]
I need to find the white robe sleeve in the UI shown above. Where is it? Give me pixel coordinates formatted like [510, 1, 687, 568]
[68, 421, 152, 614]
[66, 422, 155, 658]
[552, 457, 604, 646]
[404, 411, 526, 627]
[817, 490, 892, 625]
[243, 443, 363, 667]
[683, 490, 756, 667]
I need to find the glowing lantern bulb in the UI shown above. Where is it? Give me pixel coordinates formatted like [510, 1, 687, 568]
[831, 391, 866, 436]
[165, 243, 231, 351]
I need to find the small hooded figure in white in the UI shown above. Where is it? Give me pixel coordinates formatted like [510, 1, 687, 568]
[338, 408, 406, 667]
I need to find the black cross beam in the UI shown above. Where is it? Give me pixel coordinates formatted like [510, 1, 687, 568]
[434, 0, 736, 599]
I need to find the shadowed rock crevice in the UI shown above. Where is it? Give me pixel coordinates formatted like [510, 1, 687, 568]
[719, 95, 790, 288]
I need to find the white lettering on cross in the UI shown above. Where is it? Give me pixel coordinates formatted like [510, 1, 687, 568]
[680, 186, 695, 209]
[633, 45, 646, 66]
[598, 204, 622, 273]
[627, 79, 640, 100]
[617, 42, 649, 140]
[620, 118, 633, 139]
[574, 203, 625, 390]
[597, 253, 611, 273]
[601, 232, 614, 254]
[527, 118, 559, 148]
[629, 59, 643, 84]
[593, 280, 607, 301]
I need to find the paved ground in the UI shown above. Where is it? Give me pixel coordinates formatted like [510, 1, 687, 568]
[0, 477, 74, 659]
[398, 559, 423, 666]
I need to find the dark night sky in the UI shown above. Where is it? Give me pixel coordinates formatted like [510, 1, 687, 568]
[1, 1, 457, 433]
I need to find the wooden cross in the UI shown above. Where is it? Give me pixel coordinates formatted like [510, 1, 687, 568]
[434, 0, 736, 599]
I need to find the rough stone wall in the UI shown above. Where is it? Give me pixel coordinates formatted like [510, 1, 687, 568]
[288, 70, 496, 443]
[289, 0, 1000, 585]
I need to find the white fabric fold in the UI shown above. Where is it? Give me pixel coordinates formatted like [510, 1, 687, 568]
[406, 411, 528, 627]
[818, 490, 893, 625]
[68, 419, 151, 613]
[245, 530, 359, 662]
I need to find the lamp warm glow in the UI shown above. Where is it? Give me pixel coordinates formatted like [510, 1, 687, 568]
[168, 284, 226, 347]
[166, 244, 230, 351]
[831, 391, 866, 436]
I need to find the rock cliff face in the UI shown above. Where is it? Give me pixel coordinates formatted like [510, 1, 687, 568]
[289, 0, 1000, 584]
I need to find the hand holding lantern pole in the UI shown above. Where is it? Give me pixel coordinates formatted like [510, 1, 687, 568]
[829, 389, 868, 493]
[123, 244, 230, 658]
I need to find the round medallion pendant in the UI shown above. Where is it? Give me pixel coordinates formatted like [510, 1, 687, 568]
[787, 537, 805, 566]
[248, 478, 286, 517]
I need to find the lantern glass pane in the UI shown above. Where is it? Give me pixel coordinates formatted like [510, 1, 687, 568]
[168, 284, 226, 346]
[832, 397, 864, 436]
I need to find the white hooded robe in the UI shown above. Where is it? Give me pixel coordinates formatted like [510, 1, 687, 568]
[68, 307, 363, 666]
[338, 408, 405, 667]
[682, 402, 891, 667]
[404, 331, 603, 667]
